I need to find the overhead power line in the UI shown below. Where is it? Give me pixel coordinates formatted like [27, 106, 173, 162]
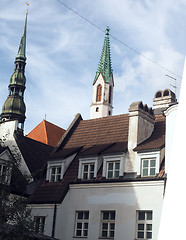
[56, 0, 182, 79]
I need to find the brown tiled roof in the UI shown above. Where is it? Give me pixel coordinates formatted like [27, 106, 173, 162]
[27, 120, 65, 147]
[53, 114, 129, 158]
[15, 133, 53, 180]
[30, 113, 165, 204]
[134, 114, 165, 151]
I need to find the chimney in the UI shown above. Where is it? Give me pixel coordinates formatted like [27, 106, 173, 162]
[127, 101, 155, 172]
[153, 89, 177, 114]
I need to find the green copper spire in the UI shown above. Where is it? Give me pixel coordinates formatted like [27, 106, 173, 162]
[93, 27, 113, 84]
[1, 13, 28, 130]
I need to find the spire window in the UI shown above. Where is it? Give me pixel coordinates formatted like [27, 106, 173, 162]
[96, 84, 102, 102]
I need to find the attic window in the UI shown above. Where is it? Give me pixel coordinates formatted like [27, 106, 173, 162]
[78, 157, 100, 181]
[0, 163, 7, 183]
[96, 84, 102, 102]
[50, 166, 61, 182]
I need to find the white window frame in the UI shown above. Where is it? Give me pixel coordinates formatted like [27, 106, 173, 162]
[100, 211, 116, 238]
[82, 162, 95, 180]
[102, 154, 125, 179]
[78, 157, 99, 180]
[137, 151, 160, 177]
[46, 160, 64, 182]
[34, 216, 46, 234]
[74, 211, 89, 238]
[136, 210, 153, 239]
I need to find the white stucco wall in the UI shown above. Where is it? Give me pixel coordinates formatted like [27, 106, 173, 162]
[45, 180, 164, 240]
[164, 104, 178, 174]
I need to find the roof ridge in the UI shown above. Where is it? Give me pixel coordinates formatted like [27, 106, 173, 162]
[43, 120, 49, 145]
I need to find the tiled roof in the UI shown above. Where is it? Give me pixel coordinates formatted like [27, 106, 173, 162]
[30, 113, 165, 204]
[15, 133, 53, 180]
[53, 114, 129, 158]
[134, 114, 165, 151]
[26, 120, 65, 147]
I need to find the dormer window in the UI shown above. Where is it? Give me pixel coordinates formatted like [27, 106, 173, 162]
[78, 157, 100, 180]
[102, 154, 125, 179]
[0, 163, 7, 183]
[50, 166, 61, 182]
[106, 161, 120, 179]
[82, 163, 95, 180]
[141, 158, 156, 177]
[46, 161, 64, 183]
[137, 151, 160, 177]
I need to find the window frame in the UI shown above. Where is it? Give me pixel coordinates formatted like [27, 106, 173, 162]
[74, 211, 89, 238]
[136, 210, 153, 239]
[78, 157, 99, 180]
[137, 151, 160, 177]
[106, 161, 120, 179]
[102, 154, 125, 179]
[34, 216, 46, 234]
[82, 163, 95, 180]
[141, 158, 156, 177]
[100, 210, 116, 239]
[96, 84, 102, 102]
[46, 160, 64, 182]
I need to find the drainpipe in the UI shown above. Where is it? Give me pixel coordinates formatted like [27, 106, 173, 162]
[52, 203, 57, 238]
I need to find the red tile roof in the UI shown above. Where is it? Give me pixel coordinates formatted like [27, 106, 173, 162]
[26, 120, 65, 147]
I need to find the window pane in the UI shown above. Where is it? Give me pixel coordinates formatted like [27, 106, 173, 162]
[115, 170, 119, 178]
[147, 224, 152, 231]
[110, 230, 114, 238]
[138, 232, 144, 238]
[51, 168, 55, 174]
[57, 167, 61, 174]
[83, 173, 88, 180]
[147, 212, 152, 220]
[138, 224, 144, 230]
[90, 164, 94, 171]
[146, 231, 152, 239]
[110, 223, 115, 230]
[90, 173, 94, 179]
[102, 230, 107, 237]
[150, 168, 156, 176]
[77, 222, 82, 229]
[84, 165, 88, 171]
[103, 212, 109, 220]
[143, 169, 148, 176]
[76, 230, 81, 236]
[84, 223, 88, 229]
[150, 159, 156, 167]
[138, 212, 145, 220]
[143, 160, 148, 168]
[108, 171, 113, 179]
[78, 212, 83, 219]
[84, 212, 89, 219]
[115, 162, 120, 169]
[83, 230, 88, 236]
[110, 211, 115, 220]
[108, 163, 113, 170]
[102, 223, 108, 229]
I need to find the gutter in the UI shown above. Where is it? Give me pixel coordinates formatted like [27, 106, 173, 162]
[52, 203, 57, 238]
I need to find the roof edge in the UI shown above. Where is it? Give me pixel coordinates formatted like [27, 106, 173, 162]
[51, 113, 83, 155]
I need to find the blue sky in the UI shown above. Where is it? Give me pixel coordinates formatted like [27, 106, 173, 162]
[0, 0, 185, 134]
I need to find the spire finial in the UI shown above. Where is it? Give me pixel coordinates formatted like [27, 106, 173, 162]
[106, 26, 110, 35]
[26, 2, 29, 15]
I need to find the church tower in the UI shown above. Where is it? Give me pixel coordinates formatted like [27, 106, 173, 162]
[90, 27, 114, 119]
[0, 13, 28, 131]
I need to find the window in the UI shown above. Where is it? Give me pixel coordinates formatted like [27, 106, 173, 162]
[82, 163, 95, 180]
[141, 158, 156, 177]
[34, 216, 45, 234]
[74, 211, 89, 237]
[96, 84, 102, 102]
[100, 211, 115, 238]
[106, 161, 120, 179]
[109, 86, 112, 104]
[50, 166, 61, 182]
[136, 211, 153, 239]
[0, 163, 7, 182]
